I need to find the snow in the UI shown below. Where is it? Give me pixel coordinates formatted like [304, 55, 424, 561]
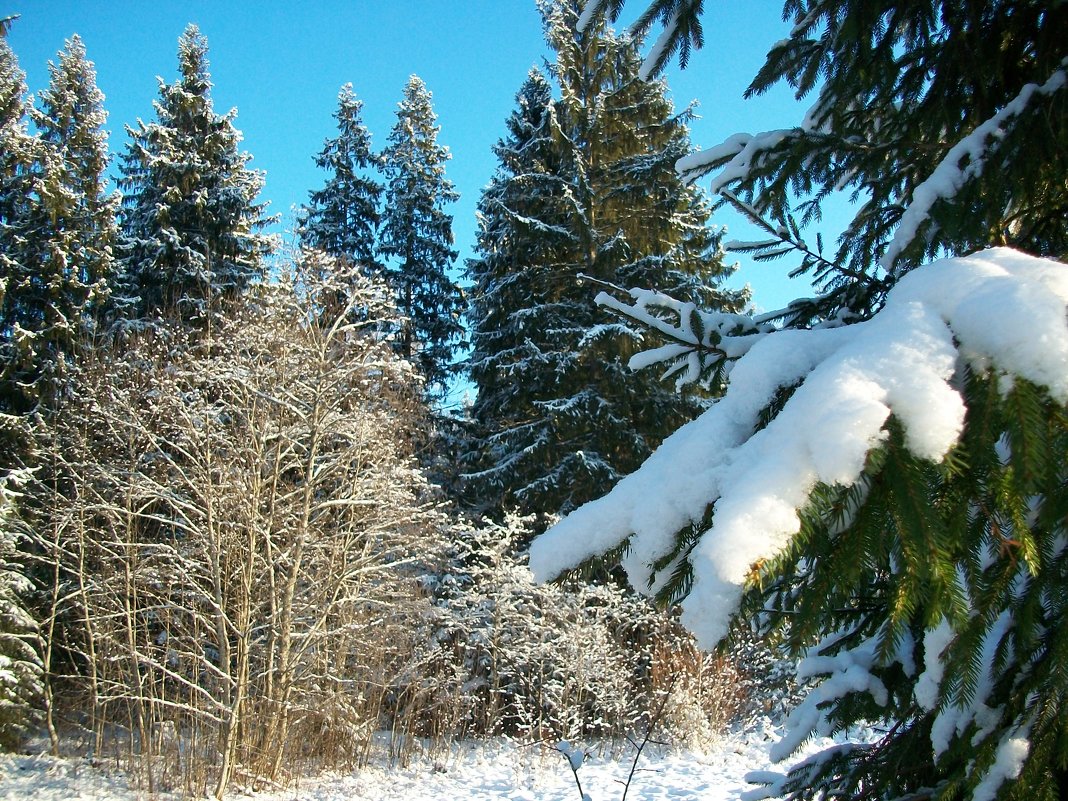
[530, 248, 1068, 649]
[929, 609, 1014, 758]
[914, 618, 954, 713]
[0, 723, 879, 801]
[972, 730, 1031, 801]
[770, 634, 894, 762]
[638, 7, 681, 82]
[675, 130, 794, 188]
[0, 752, 152, 801]
[576, 0, 601, 34]
[881, 60, 1067, 272]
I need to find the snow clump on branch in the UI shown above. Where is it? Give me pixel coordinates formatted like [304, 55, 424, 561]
[529, 247, 1068, 648]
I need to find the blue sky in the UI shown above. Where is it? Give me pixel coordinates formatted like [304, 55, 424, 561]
[7, 1, 843, 313]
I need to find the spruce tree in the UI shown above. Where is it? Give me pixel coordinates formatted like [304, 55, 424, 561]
[0, 33, 113, 416]
[464, 3, 745, 524]
[587, 0, 1068, 323]
[118, 24, 273, 324]
[536, 2, 1068, 800]
[465, 68, 570, 480]
[0, 33, 40, 418]
[379, 74, 463, 400]
[0, 469, 40, 749]
[299, 83, 383, 274]
[32, 35, 119, 335]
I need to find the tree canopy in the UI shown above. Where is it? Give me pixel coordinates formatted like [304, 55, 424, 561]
[463, 1, 745, 524]
[379, 74, 464, 400]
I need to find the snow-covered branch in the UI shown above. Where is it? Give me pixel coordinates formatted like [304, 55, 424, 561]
[531, 248, 1068, 648]
[594, 284, 771, 390]
[882, 59, 1068, 273]
[676, 130, 795, 189]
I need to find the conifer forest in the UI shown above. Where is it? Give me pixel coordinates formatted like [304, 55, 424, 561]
[0, 1, 1065, 799]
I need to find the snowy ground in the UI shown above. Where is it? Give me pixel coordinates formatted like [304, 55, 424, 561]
[0, 719, 876, 800]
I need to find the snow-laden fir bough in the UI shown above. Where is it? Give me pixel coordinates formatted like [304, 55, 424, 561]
[532, 246, 1068, 801]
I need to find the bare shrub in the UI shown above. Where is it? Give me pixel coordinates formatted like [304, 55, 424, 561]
[414, 515, 748, 750]
[32, 254, 449, 796]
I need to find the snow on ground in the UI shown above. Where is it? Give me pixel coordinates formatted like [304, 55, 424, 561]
[0, 719, 879, 800]
[0, 750, 151, 801]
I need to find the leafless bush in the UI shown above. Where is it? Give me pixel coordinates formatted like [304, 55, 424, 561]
[413, 515, 749, 751]
[22, 251, 775, 795]
[31, 253, 450, 796]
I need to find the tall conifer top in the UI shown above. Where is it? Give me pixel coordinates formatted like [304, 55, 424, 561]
[299, 82, 383, 271]
[379, 74, 462, 400]
[118, 23, 272, 323]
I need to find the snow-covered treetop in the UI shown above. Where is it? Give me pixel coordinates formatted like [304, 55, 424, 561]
[0, 33, 26, 128]
[175, 24, 211, 96]
[35, 35, 109, 164]
[530, 247, 1068, 648]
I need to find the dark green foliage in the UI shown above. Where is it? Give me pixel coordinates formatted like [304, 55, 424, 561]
[0, 471, 41, 750]
[547, 2, 1067, 799]
[603, 0, 1067, 326]
[299, 83, 383, 274]
[0, 33, 41, 419]
[379, 75, 463, 400]
[738, 373, 1068, 801]
[118, 25, 273, 324]
[32, 35, 119, 330]
[1, 33, 116, 420]
[578, 0, 707, 74]
[463, 1, 746, 524]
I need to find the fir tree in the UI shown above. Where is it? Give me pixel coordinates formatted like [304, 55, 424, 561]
[0, 33, 113, 416]
[0, 33, 39, 418]
[0, 469, 41, 749]
[587, 0, 1068, 323]
[536, 2, 1068, 800]
[463, 3, 745, 524]
[464, 68, 571, 487]
[0, 29, 45, 747]
[379, 74, 463, 400]
[118, 24, 273, 324]
[32, 35, 119, 335]
[299, 83, 383, 274]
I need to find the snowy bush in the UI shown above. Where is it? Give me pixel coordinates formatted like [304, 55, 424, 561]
[417, 514, 750, 749]
[31, 255, 450, 795]
[0, 468, 42, 749]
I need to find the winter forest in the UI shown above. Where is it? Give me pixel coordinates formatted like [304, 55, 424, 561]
[0, 1, 1066, 800]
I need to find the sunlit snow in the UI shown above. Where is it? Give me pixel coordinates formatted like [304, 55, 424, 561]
[530, 248, 1068, 649]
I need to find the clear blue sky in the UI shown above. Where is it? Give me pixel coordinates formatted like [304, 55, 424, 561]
[7, 1, 843, 313]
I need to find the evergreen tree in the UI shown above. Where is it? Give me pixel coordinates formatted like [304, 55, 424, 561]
[0, 469, 41, 749]
[299, 83, 383, 274]
[464, 68, 571, 492]
[0, 29, 47, 748]
[118, 24, 273, 323]
[32, 35, 119, 335]
[0, 33, 113, 417]
[379, 74, 463, 399]
[536, 2, 1068, 800]
[0, 33, 39, 419]
[585, 0, 1068, 323]
[463, 3, 745, 524]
